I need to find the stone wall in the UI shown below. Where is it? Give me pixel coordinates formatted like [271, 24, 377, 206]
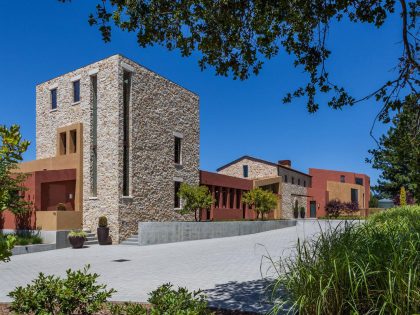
[282, 183, 307, 219]
[218, 158, 277, 179]
[36, 55, 199, 243]
[116, 57, 199, 241]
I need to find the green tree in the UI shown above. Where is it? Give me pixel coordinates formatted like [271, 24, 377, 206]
[367, 94, 420, 202]
[243, 187, 278, 220]
[400, 187, 407, 206]
[178, 183, 213, 221]
[0, 125, 31, 229]
[0, 234, 16, 263]
[59, 0, 418, 119]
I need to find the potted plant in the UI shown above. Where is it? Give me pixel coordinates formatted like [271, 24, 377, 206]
[56, 203, 66, 211]
[300, 206, 306, 219]
[97, 216, 109, 245]
[68, 230, 87, 249]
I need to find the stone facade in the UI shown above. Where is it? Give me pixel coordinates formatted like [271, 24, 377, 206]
[217, 158, 277, 179]
[36, 55, 199, 243]
[217, 156, 309, 219]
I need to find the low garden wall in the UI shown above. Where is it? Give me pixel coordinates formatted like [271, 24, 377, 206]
[138, 220, 297, 246]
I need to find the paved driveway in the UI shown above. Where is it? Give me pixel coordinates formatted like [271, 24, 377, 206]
[0, 220, 343, 313]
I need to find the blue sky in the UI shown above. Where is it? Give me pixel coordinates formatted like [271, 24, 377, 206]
[0, 1, 403, 185]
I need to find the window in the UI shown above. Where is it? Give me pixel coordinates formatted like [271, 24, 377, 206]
[174, 136, 182, 164]
[59, 132, 66, 155]
[355, 177, 363, 185]
[90, 75, 98, 197]
[303, 180, 306, 187]
[69, 130, 77, 153]
[73, 80, 80, 103]
[340, 175, 345, 183]
[51, 88, 57, 110]
[298, 178, 301, 186]
[122, 71, 131, 196]
[243, 165, 249, 178]
[351, 188, 358, 203]
[292, 177, 295, 184]
[174, 181, 181, 208]
[284, 175, 288, 183]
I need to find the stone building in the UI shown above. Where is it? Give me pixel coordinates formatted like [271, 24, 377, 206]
[217, 156, 311, 218]
[13, 55, 199, 243]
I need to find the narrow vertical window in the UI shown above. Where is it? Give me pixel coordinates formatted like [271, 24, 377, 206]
[51, 88, 57, 110]
[292, 177, 295, 184]
[243, 165, 249, 178]
[122, 71, 131, 196]
[73, 80, 80, 103]
[59, 132, 67, 155]
[298, 178, 301, 186]
[174, 136, 182, 164]
[174, 181, 181, 208]
[340, 175, 345, 183]
[90, 75, 98, 197]
[303, 180, 306, 187]
[284, 175, 288, 183]
[351, 188, 358, 203]
[69, 130, 77, 153]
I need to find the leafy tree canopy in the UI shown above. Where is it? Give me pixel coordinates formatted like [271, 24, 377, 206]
[0, 125, 30, 215]
[60, 0, 419, 119]
[177, 183, 213, 221]
[367, 94, 420, 202]
[243, 187, 278, 220]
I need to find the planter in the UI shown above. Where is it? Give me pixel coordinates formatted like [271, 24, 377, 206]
[300, 209, 306, 219]
[97, 227, 110, 245]
[293, 210, 299, 219]
[68, 236, 85, 249]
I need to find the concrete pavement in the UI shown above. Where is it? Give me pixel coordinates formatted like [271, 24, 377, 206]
[0, 220, 343, 313]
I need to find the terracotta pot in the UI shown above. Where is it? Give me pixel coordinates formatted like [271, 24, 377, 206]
[97, 227, 110, 245]
[69, 236, 85, 249]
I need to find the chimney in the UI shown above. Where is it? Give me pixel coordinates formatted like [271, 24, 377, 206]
[278, 160, 292, 168]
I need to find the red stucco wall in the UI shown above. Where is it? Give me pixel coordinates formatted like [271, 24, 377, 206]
[307, 168, 370, 218]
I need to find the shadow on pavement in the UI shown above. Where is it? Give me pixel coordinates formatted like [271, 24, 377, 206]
[204, 278, 290, 314]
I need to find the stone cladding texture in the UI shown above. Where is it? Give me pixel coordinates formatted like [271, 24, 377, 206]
[218, 158, 277, 179]
[217, 159, 308, 219]
[36, 55, 199, 243]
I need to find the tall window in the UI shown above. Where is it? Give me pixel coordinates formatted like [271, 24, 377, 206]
[303, 180, 306, 187]
[340, 175, 345, 183]
[351, 188, 358, 203]
[69, 130, 77, 153]
[90, 75, 98, 197]
[174, 136, 182, 164]
[122, 71, 131, 196]
[59, 132, 66, 155]
[73, 80, 80, 103]
[174, 181, 181, 208]
[298, 178, 301, 186]
[51, 88, 57, 110]
[292, 177, 295, 184]
[243, 165, 249, 178]
[284, 175, 288, 183]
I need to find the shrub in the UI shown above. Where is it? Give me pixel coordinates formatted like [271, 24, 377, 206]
[56, 202, 67, 211]
[0, 234, 16, 263]
[98, 216, 108, 228]
[68, 230, 87, 238]
[400, 186, 407, 206]
[369, 195, 379, 208]
[270, 205, 420, 314]
[148, 283, 211, 315]
[325, 200, 359, 217]
[299, 206, 305, 218]
[109, 284, 211, 315]
[8, 265, 115, 315]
